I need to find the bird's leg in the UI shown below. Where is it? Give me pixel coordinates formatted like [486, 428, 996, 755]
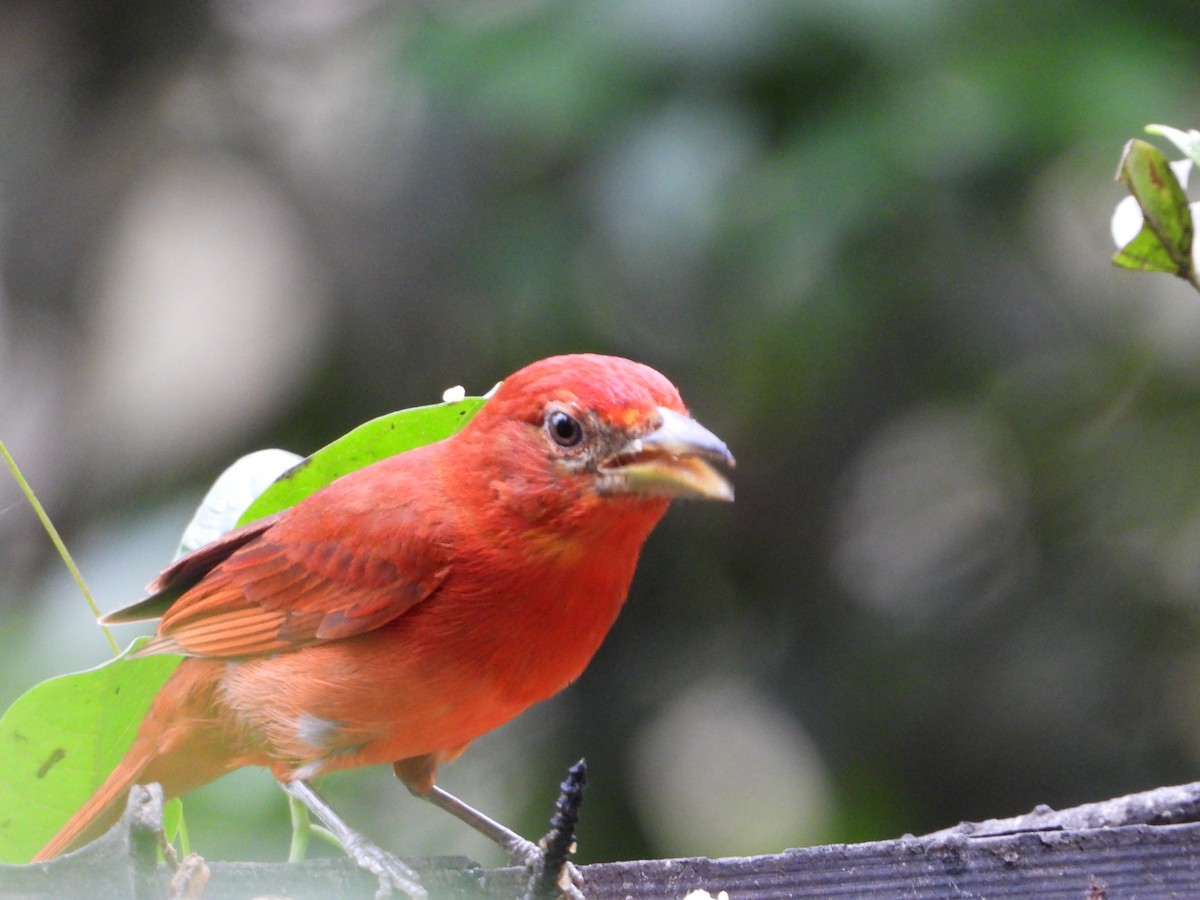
[422, 784, 539, 864]
[418, 785, 584, 900]
[281, 779, 427, 900]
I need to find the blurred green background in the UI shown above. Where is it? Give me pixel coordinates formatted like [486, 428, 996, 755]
[4, 0, 1200, 869]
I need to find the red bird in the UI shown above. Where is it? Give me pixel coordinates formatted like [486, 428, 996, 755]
[33, 353, 733, 896]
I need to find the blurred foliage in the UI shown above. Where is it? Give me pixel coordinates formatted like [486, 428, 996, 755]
[5, 0, 1200, 872]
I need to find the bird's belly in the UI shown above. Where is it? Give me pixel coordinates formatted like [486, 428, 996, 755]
[217, 611, 597, 774]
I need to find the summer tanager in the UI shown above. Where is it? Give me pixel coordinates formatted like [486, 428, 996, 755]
[33, 353, 733, 896]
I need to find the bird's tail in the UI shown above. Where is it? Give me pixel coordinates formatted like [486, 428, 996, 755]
[31, 741, 155, 861]
[32, 658, 234, 861]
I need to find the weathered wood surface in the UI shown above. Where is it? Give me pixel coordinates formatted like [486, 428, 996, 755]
[6, 781, 1200, 898]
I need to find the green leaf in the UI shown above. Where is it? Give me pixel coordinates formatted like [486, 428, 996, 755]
[237, 396, 488, 526]
[1112, 222, 1184, 274]
[0, 640, 182, 863]
[1112, 138, 1195, 279]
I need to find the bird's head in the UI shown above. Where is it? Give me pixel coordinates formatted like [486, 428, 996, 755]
[453, 354, 734, 533]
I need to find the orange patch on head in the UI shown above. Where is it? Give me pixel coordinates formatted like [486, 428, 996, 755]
[610, 406, 654, 430]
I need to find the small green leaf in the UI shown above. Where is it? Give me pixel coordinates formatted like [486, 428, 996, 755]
[238, 396, 488, 526]
[1112, 138, 1195, 279]
[1113, 221, 1188, 274]
[0, 640, 182, 863]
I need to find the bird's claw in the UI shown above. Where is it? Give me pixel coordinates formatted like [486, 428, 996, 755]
[504, 835, 543, 868]
[341, 832, 427, 900]
[556, 863, 586, 900]
[508, 837, 585, 899]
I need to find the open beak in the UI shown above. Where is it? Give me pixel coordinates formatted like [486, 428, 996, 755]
[600, 407, 735, 501]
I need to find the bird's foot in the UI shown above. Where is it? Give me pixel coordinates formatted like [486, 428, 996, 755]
[506, 837, 585, 900]
[340, 830, 427, 900]
[415, 771, 587, 898]
[281, 779, 426, 900]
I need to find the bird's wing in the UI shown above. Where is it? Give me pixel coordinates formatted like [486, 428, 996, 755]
[124, 459, 454, 658]
[101, 514, 285, 626]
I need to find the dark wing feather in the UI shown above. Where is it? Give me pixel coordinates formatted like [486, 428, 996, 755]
[101, 514, 282, 625]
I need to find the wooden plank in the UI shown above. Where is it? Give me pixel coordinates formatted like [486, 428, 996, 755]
[6, 782, 1200, 898]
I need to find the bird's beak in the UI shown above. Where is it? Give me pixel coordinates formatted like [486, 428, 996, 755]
[600, 407, 735, 502]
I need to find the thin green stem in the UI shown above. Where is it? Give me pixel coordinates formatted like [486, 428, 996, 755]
[287, 791, 345, 859]
[173, 800, 192, 856]
[310, 823, 342, 849]
[0, 439, 120, 656]
[288, 792, 312, 862]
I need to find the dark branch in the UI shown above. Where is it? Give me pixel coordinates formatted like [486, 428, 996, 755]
[525, 758, 587, 900]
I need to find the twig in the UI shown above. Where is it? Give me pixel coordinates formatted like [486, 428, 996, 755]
[525, 759, 588, 900]
[0, 439, 120, 655]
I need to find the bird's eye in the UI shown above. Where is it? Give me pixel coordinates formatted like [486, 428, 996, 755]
[546, 410, 584, 448]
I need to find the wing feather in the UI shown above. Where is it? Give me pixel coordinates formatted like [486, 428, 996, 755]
[130, 454, 454, 658]
[101, 515, 281, 625]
